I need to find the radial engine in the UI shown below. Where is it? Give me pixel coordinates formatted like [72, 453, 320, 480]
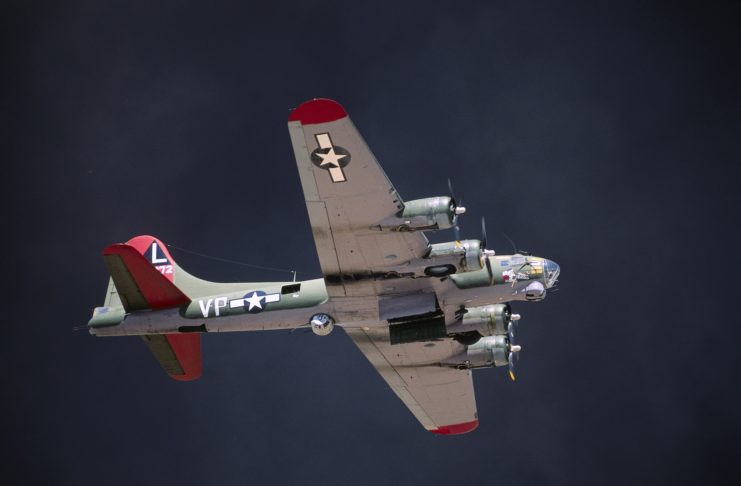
[377, 196, 465, 232]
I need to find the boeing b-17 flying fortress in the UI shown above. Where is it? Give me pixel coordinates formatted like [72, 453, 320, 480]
[88, 99, 559, 435]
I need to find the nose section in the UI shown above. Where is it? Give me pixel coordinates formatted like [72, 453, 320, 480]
[544, 259, 560, 288]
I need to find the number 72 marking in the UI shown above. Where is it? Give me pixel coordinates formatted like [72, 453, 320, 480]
[155, 265, 173, 275]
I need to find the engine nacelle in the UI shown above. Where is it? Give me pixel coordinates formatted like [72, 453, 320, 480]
[467, 335, 510, 367]
[425, 239, 484, 273]
[377, 196, 462, 232]
[310, 313, 334, 336]
[446, 335, 511, 369]
[459, 303, 513, 336]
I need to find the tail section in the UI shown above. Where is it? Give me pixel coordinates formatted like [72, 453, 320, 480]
[95, 235, 202, 381]
[103, 235, 190, 311]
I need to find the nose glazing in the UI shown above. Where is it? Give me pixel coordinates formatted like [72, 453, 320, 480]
[544, 259, 560, 288]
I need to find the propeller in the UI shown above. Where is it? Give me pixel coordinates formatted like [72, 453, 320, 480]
[481, 216, 488, 249]
[508, 344, 521, 381]
[503, 232, 531, 256]
[507, 314, 522, 381]
[447, 177, 457, 202]
[509, 313, 521, 336]
[447, 178, 466, 240]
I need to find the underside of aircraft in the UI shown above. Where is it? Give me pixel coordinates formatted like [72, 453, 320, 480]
[88, 99, 560, 435]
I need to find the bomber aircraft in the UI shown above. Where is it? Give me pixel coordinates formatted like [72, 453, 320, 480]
[88, 99, 560, 435]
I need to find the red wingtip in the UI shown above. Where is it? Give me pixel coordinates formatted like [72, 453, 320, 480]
[429, 420, 480, 435]
[288, 98, 347, 125]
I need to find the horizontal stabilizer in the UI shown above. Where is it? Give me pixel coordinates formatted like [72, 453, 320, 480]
[142, 334, 202, 381]
[103, 243, 190, 311]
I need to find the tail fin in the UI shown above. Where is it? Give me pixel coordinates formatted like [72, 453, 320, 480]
[103, 235, 190, 311]
[101, 235, 202, 381]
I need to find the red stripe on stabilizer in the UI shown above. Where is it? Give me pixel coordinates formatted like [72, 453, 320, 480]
[288, 98, 347, 125]
[103, 244, 190, 309]
[429, 420, 480, 435]
[166, 334, 202, 381]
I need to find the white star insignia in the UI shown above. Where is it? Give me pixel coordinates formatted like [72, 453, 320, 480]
[316, 147, 347, 168]
[245, 292, 264, 311]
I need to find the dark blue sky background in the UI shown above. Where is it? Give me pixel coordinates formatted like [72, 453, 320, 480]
[4, 1, 741, 485]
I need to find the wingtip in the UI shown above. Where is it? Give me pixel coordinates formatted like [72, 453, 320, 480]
[428, 419, 479, 435]
[288, 98, 347, 125]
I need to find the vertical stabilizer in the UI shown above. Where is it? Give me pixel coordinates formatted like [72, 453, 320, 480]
[97, 235, 202, 381]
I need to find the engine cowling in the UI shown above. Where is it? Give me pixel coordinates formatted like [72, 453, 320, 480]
[378, 196, 463, 232]
[466, 335, 510, 367]
[446, 335, 513, 369]
[459, 303, 513, 336]
[425, 239, 484, 273]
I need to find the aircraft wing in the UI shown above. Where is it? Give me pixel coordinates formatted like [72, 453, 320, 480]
[287, 99, 429, 297]
[289, 100, 478, 433]
[345, 327, 478, 434]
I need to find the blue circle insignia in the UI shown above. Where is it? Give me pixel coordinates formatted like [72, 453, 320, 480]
[244, 290, 267, 313]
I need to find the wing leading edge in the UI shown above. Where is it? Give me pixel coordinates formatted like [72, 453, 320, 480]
[288, 98, 429, 298]
[288, 99, 479, 434]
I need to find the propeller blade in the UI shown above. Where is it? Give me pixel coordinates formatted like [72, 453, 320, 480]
[448, 178, 466, 216]
[447, 178, 466, 240]
[481, 216, 488, 248]
[508, 344, 521, 381]
[508, 353, 516, 381]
